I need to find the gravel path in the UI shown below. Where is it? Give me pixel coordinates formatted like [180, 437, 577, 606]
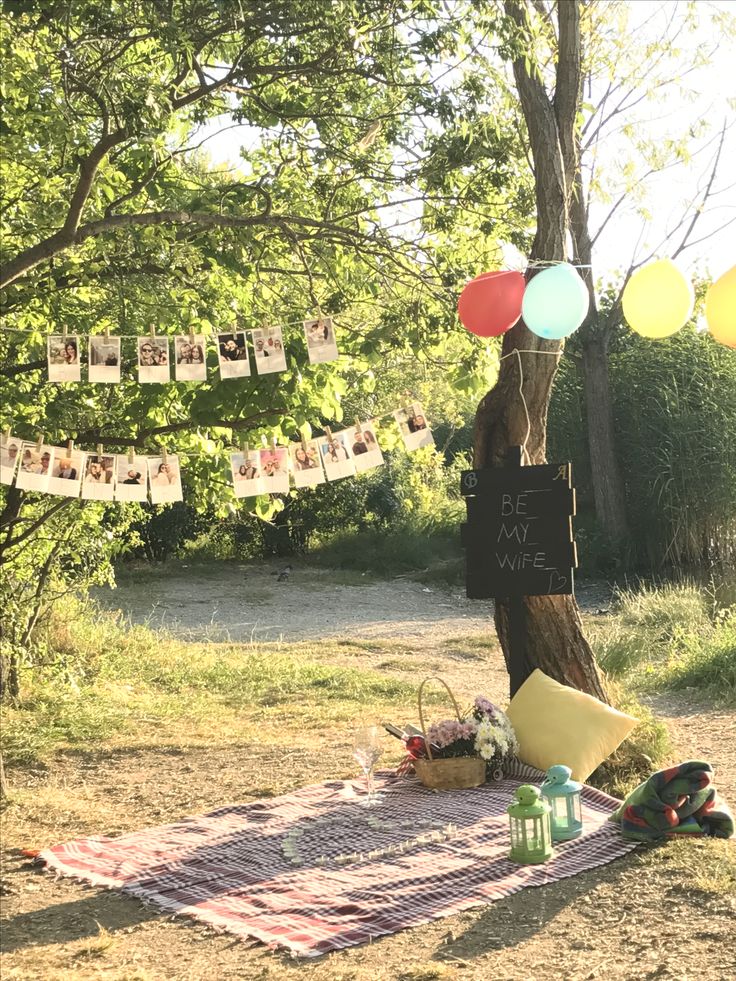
[95, 559, 611, 645]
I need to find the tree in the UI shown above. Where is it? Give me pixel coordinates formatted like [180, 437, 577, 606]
[473, 0, 608, 700]
[568, 1, 735, 551]
[1, 1, 530, 705]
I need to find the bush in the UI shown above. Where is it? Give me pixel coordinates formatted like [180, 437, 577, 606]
[548, 326, 736, 571]
[588, 685, 672, 799]
[589, 582, 736, 704]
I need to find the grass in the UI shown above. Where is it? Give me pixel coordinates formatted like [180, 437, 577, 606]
[0, 600, 424, 768]
[588, 582, 736, 704]
[3, 580, 731, 795]
[588, 683, 672, 798]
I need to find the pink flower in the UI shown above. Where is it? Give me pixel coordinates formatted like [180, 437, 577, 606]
[474, 695, 499, 719]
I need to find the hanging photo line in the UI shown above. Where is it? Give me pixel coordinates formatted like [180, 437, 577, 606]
[0, 401, 435, 505]
[38, 314, 343, 384]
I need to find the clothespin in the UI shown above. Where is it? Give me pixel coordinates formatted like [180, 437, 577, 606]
[96, 443, 103, 458]
[128, 446, 135, 464]
[241, 439, 249, 457]
[150, 325, 156, 340]
[325, 426, 333, 442]
[188, 327, 195, 346]
[3, 426, 11, 439]
[66, 439, 74, 454]
[160, 445, 168, 464]
[271, 437, 278, 451]
[104, 325, 111, 340]
[36, 433, 44, 450]
[301, 433, 308, 452]
[354, 416, 362, 434]
[62, 324, 68, 340]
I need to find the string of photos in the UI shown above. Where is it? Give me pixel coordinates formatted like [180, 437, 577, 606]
[0, 402, 434, 506]
[43, 316, 340, 385]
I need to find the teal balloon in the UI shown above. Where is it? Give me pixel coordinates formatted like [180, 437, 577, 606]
[522, 263, 589, 339]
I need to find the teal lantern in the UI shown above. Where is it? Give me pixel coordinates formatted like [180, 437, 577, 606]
[507, 784, 553, 864]
[541, 765, 583, 841]
[521, 262, 589, 339]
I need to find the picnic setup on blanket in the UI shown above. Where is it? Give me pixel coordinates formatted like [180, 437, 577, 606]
[37, 670, 734, 958]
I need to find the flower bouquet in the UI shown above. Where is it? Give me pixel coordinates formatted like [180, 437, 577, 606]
[402, 677, 519, 790]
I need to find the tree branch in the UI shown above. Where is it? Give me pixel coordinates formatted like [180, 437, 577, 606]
[0, 208, 370, 290]
[554, 0, 582, 196]
[72, 409, 286, 447]
[671, 119, 727, 259]
[0, 498, 76, 561]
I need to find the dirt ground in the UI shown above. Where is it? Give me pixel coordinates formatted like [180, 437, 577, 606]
[94, 559, 612, 643]
[2, 564, 735, 981]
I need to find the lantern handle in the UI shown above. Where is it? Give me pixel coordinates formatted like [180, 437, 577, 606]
[416, 676, 463, 763]
[542, 764, 572, 787]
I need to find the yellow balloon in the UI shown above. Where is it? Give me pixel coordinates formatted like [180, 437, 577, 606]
[705, 264, 736, 349]
[622, 259, 694, 339]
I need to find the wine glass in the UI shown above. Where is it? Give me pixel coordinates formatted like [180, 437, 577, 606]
[353, 726, 383, 807]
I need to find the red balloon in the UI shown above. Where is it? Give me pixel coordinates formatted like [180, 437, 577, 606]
[457, 270, 525, 337]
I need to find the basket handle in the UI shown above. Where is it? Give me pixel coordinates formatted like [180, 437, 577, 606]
[417, 676, 463, 763]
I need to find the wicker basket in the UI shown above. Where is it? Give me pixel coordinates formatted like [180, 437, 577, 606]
[413, 677, 486, 791]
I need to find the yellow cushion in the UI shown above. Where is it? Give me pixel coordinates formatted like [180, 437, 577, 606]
[506, 669, 638, 782]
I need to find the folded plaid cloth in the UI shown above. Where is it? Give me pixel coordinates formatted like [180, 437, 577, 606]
[611, 761, 734, 840]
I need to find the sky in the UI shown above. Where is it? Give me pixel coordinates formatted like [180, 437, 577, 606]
[195, 1, 735, 287]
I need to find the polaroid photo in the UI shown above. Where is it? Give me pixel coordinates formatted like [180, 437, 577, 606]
[0, 433, 22, 485]
[394, 402, 434, 451]
[147, 455, 183, 504]
[217, 332, 251, 380]
[230, 451, 264, 498]
[174, 335, 208, 382]
[318, 432, 356, 481]
[290, 440, 325, 489]
[303, 316, 339, 365]
[347, 422, 384, 474]
[138, 336, 170, 383]
[114, 455, 149, 502]
[259, 446, 289, 493]
[47, 335, 81, 382]
[15, 442, 55, 493]
[88, 336, 121, 383]
[48, 448, 85, 497]
[252, 325, 287, 375]
[81, 453, 116, 500]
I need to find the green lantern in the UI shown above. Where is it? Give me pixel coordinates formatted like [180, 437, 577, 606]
[541, 765, 583, 841]
[507, 784, 553, 864]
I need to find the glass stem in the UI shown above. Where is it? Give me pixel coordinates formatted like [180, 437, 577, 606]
[366, 766, 374, 801]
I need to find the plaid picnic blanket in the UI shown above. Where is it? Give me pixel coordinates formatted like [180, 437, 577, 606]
[39, 760, 636, 957]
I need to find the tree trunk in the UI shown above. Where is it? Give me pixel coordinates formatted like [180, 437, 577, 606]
[475, 0, 607, 702]
[569, 117, 630, 550]
[581, 335, 629, 545]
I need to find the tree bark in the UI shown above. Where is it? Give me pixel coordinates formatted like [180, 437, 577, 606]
[475, 0, 607, 701]
[581, 335, 629, 544]
[569, 130, 630, 548]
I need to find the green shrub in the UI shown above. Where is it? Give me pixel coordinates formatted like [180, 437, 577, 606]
[589, 582, 736, 704]
[651, 609, 736, 698]
[548, 326, 736, 571]
[588, 685, 672, 799]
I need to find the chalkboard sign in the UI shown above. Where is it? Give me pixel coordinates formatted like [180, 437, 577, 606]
[461, 450, 577, 600]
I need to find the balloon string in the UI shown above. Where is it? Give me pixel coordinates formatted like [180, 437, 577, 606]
[499, 348, 561, 464]
[514, 349, 532, 465]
